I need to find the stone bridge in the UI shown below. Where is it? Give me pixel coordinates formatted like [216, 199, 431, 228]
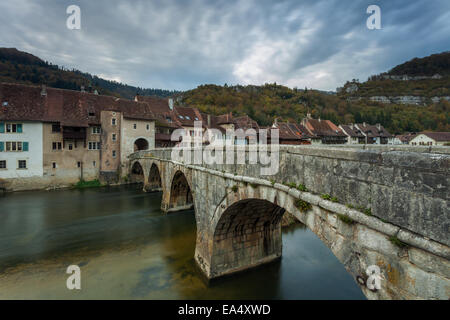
[128, 145, 449, 300]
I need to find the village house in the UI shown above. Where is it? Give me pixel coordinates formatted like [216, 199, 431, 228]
[0, 83, 156, 191]
[301, 114, 347, 144]
[339, 124, 366, 144]
[271, 119, 311, 145]
[354, 123, 394, 144]
[409, 132, 450, 146]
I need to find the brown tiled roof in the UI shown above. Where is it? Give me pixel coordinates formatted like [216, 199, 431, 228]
[396, 133, 417, 143]
[234, 115, 260, 131]
[304, 118, 346, 137]
[174, 106, 203, 127]
[420, 132, 450, 141]
[0, 83, 156, 126]
[340, 124, 365, 138]
[274, 122, 310, 140]
[356, 123, 392, 138]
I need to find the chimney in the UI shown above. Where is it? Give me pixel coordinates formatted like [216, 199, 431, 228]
[363, 122, 366, 127]
[274, 117, 278, 126]
[94, 90, 99, 95]
[306, 113, 312, 119]
[376, 123, 381, 130]
[318, 117, 321, 122]
[81, 85, 85, 93]
[207, 114, 211, 127]
[350, 123, 354, 129]
[168, 98, 174, 110]
[41, 85, 47, 96]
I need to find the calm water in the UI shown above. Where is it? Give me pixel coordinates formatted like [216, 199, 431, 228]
[0, 185, 365, 299]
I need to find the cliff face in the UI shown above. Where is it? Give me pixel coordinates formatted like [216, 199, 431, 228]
[348, 95, 450, 106]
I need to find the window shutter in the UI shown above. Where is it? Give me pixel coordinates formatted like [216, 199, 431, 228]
[17, 124, 23, 133]
[0, 141, 4, 151]
[23, 142, 29, 151]
[0, 122, 4, 133]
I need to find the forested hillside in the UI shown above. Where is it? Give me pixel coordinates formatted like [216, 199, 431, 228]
[0, 48, 178, 99]
[180, 83, 449, 134]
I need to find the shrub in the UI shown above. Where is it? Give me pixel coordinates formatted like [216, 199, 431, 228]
[295, 199, 312, 213]
[338, 214, 355, 225]
[321, 194, 332, 200]
[389, 236, 408, 248]
[74, 179, 103, 189]
[296, 184, 308, 192]
[231, 185, 239, 193]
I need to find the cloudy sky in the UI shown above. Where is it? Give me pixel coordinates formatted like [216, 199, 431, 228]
[1, 0, 449, 91]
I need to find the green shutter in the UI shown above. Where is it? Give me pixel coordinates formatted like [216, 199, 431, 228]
[23, 141, 29, 151]
[0, 141, 4, 151]
[17, 124, 23, 133]
[0, 122, 4, 133]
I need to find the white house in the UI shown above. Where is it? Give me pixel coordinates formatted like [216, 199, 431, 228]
[409, 132, 450, 146]
[0, 121, 44, 178]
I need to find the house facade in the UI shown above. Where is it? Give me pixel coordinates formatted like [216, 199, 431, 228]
[409, 132, 450, 146]
[0, 83, 156, 191]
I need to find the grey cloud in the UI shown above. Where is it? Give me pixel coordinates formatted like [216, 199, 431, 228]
[0, 0, 449, 91]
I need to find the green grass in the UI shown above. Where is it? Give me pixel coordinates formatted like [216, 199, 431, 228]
[295, 199, 312, 213]
[321, 193, 332, 200]
[389, 236, 408, 248]
[296, 184, 308, 192]
[337, 214, 355, 225]
[284, 182, 297, 189]
[74, 179, 103, 189]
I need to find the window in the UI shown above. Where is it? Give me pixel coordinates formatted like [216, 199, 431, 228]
[88, 142, 101, 150]
[68, 144, 73, 150]
[18, 160, 27, 169]
[146, 124, 150, 130]
[52, 142, 62, 150]
[0, 160, 6, 169]
[133, 124, 137, 129]
[112, 118, 117, 126]
[52, 162, 57, 169]
[88, 111, 95, 117]
[112, 133, 117, 141]
[185, 116, 191, 120]
[93, 161, 96, 167]
[77, 161, 81, 168]
[92, 126, 101, 134]
[52, 124, 61, 133]
[6, 123, 22, 133]
[5, 141, 24, 152]
[112, 150, 116, 158]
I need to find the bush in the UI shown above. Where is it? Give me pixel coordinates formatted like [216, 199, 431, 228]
[74, 179, 103, 189]
[295, 199, 312, 213]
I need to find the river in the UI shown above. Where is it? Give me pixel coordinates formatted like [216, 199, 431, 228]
[0, 185, 365, 299]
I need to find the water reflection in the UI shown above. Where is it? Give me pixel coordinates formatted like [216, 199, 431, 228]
[0, 185, 365, 300]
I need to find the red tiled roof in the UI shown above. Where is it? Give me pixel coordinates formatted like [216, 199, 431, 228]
[0, 83, 156, 126]
[304, 118, 346, 137]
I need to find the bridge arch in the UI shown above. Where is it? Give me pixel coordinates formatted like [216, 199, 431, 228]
[130, 161, 145, 184]
[147, 163, 162, 192]
[166, 170, 194, 212]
